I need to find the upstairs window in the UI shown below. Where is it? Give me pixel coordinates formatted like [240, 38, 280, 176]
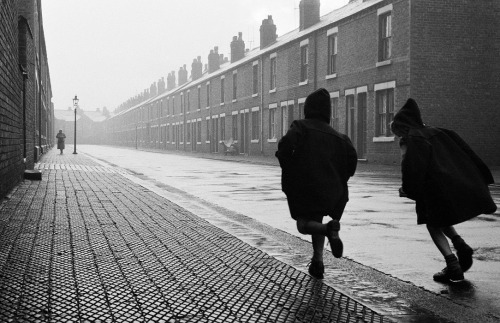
[206, 83, 210, 107]
[220, 77, 225, 104]
[270, 55, 277, 91]
[197, 87, 201, 110]
[233, 72, 237, 100]
[379, 8, 392, 62]
[252, 63, 259, 95]
[300, 44, 309, 83]
[327, 33, 337, 75]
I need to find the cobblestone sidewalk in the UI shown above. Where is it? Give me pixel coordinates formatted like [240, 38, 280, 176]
[0, 149, 389, 323]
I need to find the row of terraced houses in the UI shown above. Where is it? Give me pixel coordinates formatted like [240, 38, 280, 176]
[104, 0, 499, 166]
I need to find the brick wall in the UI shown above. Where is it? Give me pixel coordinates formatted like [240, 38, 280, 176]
[0, 0, 24, 198]
[410, 0, 500, 166]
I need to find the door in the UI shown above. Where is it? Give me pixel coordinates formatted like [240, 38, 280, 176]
[357, 93, 367, 159]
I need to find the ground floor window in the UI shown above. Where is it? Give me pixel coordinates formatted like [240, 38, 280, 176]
[331, 97, 339, 131]
[376, 88, 394, 137]
[232, 114, 238, 140]
[251, 110, 259, 140]
[269, 106, 276, 139]
[220, 116, 226, 141]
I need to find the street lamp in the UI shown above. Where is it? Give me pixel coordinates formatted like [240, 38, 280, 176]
[73, 95, 79, 154]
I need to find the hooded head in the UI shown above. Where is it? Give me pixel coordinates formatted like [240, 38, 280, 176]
[391, 98, 424, 137]
[304, 88, 331, 123]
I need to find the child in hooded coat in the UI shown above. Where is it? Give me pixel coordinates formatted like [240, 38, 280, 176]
[392, 98, 497, 283]
[276, 88, 357, 279]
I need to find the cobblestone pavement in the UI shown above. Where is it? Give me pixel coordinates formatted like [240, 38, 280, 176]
[0, 149, 390, 323]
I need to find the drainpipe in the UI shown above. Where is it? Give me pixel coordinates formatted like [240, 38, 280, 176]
[313, 31, 318, 90]
[21, 68, 28, 163]
[260, 55, 265, 155]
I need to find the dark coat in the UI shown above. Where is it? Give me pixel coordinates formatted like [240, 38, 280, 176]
[395, 100, 497, 227]
[276, 118, 357, 220]
[56, 132, 66, 150]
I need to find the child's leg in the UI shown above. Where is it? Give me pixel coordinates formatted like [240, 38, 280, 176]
[426, 225, 453, 257]
[427, 224, 464, 282]
[443, 226, 473, 272]
[311, 234, 325, 262]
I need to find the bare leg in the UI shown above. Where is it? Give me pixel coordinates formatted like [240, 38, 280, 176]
[311, 234, 325, 261]
[442, 226, 458, 239]
[296, 219, 327, 236]
[427, 224, 453, 257]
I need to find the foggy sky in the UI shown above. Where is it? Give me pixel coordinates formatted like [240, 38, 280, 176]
[42, 0, 348, 113]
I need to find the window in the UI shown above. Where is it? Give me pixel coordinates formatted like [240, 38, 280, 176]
[379, 13, 392, 61]
[206, 119, 210, 141]
[298, 99, 305, 120]
[270, 56, 277, 91]
[251, 110, 260, 140]
[172, 96, 176, 115]
[187, 91, 190, 112]
[220, 116, 226, 141]
[197, 87, 201, 110]
[269, 105, 277, 139]
[328, 34, 337, 75]
[197, 120, 202, 142]
[232, 73, 237, 100]
[181, 93, 184, 114]
[253, 63, 259, 95]
[280, 101, 293, 136]
[376, 88, 394, 136]
[232, 114, 238, 140]
[220, 77, 225, 104]
[300, 45, 309, 82]
[331, 97, 339, 130]
[187, 122, 191, 143]
[206, 83, 210, 107]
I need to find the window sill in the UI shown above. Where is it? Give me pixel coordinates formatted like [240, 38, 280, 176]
[267, 138, 277, 143]
[299, 80, 308, 86]
[220, 103, 225, 106]
[372, 136, 395, 142]
[251, 139, 259, 144]
[205, 141, 210, 144]
[269, 89, 276, 94]
[197, 142, 202, 145]
[326, 73, 337, 80]
[252, 93, 259, 98]
[376, 59, 392, 67]
[232, 99, 237, 103]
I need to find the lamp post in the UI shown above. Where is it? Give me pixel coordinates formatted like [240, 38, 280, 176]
[73, 95, 79, 154]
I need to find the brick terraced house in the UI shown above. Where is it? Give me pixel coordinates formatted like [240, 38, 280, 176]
[0, 0, 54, 198]
[104, 0, 500, 166]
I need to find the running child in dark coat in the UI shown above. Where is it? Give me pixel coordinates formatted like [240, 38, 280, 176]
[391, 98, 497, 283]
[276, 88, 357, 279]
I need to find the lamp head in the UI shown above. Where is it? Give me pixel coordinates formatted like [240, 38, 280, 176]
[73, 95, 79, 108]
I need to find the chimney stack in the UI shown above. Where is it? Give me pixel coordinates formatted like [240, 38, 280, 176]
[299, 0, 320, 31]
[230, 32, 246, 63]
[260, 15, 277, 49]
[191, 56, 203, 81]
[167, 71, 176, 90]
[178, 64, 188, 85]
[208, 46, 220, 73]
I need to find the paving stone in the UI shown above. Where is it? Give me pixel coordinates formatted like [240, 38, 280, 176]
[0, 149, 391, 322]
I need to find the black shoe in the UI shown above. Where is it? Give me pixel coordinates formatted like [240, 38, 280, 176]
[454, 239, 474, 273]
[327, 220, 343, 258]
[308, 260, 324, 279]
[433, 255, 464, 283]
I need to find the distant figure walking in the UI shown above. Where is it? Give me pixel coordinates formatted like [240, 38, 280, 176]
[391, 98, 497, 283]
[56, 130, 66, 154]
[276, 88, 357, 279]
